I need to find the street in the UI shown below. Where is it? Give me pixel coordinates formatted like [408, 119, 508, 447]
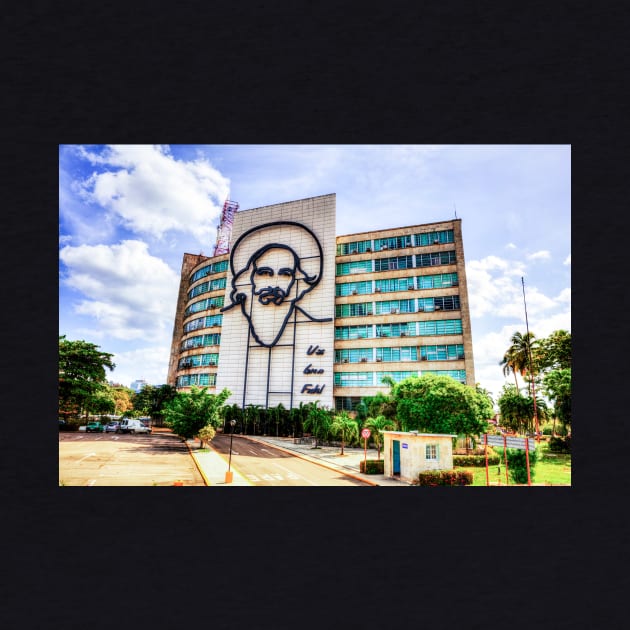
[58, 429, 205, 486]
[210, 434, 372, 486]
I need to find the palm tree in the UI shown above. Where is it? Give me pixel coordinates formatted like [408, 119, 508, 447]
[363, 415, 396, 459]
[330, 411, 359, 455]
[500, 331, 538, 392]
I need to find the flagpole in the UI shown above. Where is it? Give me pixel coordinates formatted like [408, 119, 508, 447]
[521, 277, 540, 441]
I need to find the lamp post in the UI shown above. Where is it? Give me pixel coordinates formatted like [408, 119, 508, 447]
[225, 419, 236, 484]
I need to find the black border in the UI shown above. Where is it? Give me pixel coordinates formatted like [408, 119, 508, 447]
[4, 2, 622, 628]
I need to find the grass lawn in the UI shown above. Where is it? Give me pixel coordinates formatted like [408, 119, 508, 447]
[456, 443, 571, 486]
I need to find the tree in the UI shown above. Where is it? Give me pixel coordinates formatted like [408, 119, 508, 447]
[497, 384, 549, 435]
[363, 415, 397, 459]
[133, 384, 177, 424]
[164, 386, 231, 445]
[198, 425, 216, 447]
[302, 403, 332, 448]
[536, 330, 571, 371]
[392, 374, 493, 440]
[110, 386, 134, 416]
[329, 411, 359, 455]
[542, 368, 571, 434]
[59, 335, 115, 422]
[500, 331, 539, 391]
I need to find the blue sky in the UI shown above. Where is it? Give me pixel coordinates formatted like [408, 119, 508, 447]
[59, 144, 570, 403]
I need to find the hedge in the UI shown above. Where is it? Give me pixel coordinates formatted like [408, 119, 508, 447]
[548, 436, 571, 453]
[453, 453, 500, 467]
[360, 459, 385, 474]
[415, 470, 473, 486]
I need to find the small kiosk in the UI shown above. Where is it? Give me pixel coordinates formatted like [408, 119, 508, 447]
[382, 431, 457, 483]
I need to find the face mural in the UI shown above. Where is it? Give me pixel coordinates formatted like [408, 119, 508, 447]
[221, 222, 332, 348]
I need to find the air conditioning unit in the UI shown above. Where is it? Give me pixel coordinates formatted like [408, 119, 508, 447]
[381, 245, 388, 250]
[375, 287, 381, 292]
[376, 358, 382, 362]
[408, 285, 414, 290]
[366, 247, 372, 252]
[360, 358, 368, 363]
[210, 304, 216, 309]
[400, 331, 407, 337]
[433, 238, 440, 244]
[343, 359, 349, 363]
[421, 356, 428, 361]
[352, 290, 358, 295]
[435, 305, 442, 311]
[351, 249, 357, 254]
[418, 307, 424, 312]
[391, 308, 398, 314]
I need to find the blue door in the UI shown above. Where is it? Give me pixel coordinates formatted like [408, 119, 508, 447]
[392, 440, 401, 475]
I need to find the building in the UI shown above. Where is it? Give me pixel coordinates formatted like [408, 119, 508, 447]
[129, 379, 149, 393]
[167, 193, 475, 411]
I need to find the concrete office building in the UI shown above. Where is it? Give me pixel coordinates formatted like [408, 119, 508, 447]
[167, 193, 475, 411]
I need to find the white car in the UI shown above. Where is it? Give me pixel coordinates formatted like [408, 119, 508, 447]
[118, 419, 152, 434]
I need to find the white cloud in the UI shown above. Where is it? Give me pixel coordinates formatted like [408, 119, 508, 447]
[109, 345, 172, 388]
[563, 254, 571, 265]
[59, 240, 180, 341]
[74, 145, 230, 242]
[505, 242, 517, 249]
[527, 250, 551, 261]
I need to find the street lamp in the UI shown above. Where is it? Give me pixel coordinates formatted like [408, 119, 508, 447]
[225, 419, 237, 484]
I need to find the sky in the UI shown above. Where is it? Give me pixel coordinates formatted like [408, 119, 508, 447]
[58, 144, 571, 403]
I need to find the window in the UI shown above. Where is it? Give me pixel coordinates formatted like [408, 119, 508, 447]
[337, 240, 372, 255]
[335, 397, 362, 411]
[414, 229, 454, 247]
[374, 299, 415, 315]
[375, 371, 417, 384]
[417, 295, 460, 312]
[336, 302, 373, 318]
[417, 273, 458, 290]
[334, 372, 375, 387]
[418, 319, 462, 336]
[185, 295, 225, 316]
[204, 314, 223, 328]
[176, 373, 217, 388]
[336, 281, 372, 296]
[336, 260, 373, 275]
[373, 235, 412, 251]
[189, 259, 229, 284]
[375, 322, 416, 338]
[420, 344, 464, 361]
[335, 348, 373, 363]
[187, 276, 226, 300]
[416, 251, 456, 268]
[425, 444, 438, 460]
[374, 277, 414, 292]
[375, 346, 418, 362]
[180, 353, 219, 369]
[374, 255, 413, 272]
[335, 325, 373, 340]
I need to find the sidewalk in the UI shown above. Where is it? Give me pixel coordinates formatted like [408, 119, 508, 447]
[185, 433, 411, 487]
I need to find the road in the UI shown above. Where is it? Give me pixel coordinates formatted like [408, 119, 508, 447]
[211, 434, 372, 486]
[59, 430, 205, 486]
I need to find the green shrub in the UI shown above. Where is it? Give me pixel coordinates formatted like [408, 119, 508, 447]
[548, 436, 571, 453]
[415, 470, 473, 486]
[453, 453, 500, 467]
[495, 447, 539, 484]
[360, 459, 384, 474]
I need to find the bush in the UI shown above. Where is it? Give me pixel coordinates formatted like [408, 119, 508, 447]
[415, 470, 473, 486]
[548, 435, 571, 453]
[360, 459, 384, 474]
[453, 453, 500, 467]
[495, 447, 539, 484]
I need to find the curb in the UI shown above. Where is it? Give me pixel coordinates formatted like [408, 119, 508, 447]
[205, 442, 253, 486]
[236, 435, 380, 486]
[185, 440, 210, 486]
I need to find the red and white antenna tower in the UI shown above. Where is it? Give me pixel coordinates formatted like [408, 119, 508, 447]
[213, 199, 239, 256]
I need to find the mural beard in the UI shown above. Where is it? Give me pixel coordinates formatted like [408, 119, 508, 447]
[245, 288, 295, 347]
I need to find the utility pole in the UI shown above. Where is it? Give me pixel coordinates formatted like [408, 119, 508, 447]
[521, 277, 540, 441]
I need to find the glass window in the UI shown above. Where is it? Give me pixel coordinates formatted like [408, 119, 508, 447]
[336, 302, 373, 317]
[337, 240, 372, 255]
[375, 322, 416, 338]
[418, 320, 462, 336]
[336, 260, 373, 275]
[420, 369, 466, 383]
[376, 346, 418, 362]
[335, 348, 373, 363]
[335, 325, 373, 340]
[416, 251, 456, 268]
[414, 229, 454, 247]
[425, 444, 438, 460]
[336, 281, 373, 296]
[334, 372, 375, 387]
[373, 235, 412, 251]
[374, 255, 413, 272]
[374, 277, 414, 293]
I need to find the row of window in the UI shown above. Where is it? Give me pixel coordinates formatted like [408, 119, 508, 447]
[181, 333, 221, 351]
[189, 260, 229, 285]
[335, 344, 464, 363]
[186, 296, 224, 315]
[336, 229, 454, 255]
[336, 273, 458, 296]
[179, 353, 220, 369]
[335, 295, 460, 317]
[176, 373, 217, 387]
[333, 370, 467, 386]
[335, 319, 463, 339]
[188, 277, 227, 300]
[336, 251, 456, 276]
[183, 314, 223, 334]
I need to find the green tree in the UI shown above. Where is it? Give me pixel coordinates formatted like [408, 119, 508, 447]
[536, 330, 571, 371]
[392, 374, 492, 440]
[198, 425, 216, 447]
[59, 335, 115, 422]
[363, 415, 397, 459]
[302, 403, 332, 448]
[133, 384, 177, 424]
[542, 368, 571, 434]
[497, 384, 549, 435]
[500, 331, 539, 390]
[329, 411, 359, 455]
[164, 386, 231, 445]
[110, 386, 134, 416]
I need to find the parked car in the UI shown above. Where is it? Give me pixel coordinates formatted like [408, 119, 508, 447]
[86, 421, 104, 433]
[105, 421, 120, 433]
[117, 419, 152, 434]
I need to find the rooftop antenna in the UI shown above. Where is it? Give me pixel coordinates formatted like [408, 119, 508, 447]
[454, 203, 457, 219]
[213, 199, 239, 256]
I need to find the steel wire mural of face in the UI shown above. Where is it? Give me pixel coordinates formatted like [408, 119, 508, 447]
[221, 221, 332, 348]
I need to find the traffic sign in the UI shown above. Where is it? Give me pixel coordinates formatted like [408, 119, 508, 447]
[361, 428, 371, 439]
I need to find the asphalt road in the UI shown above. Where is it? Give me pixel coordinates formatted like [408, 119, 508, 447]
[211, 434, 372, 486]
[58, 430, 205, 486]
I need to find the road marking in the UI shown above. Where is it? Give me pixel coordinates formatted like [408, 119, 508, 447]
[260, 474, 274, 481]
[77, 452, 96, 464]
[260, 448, 274, 454]
[73, 436, 84, 440]
[247, 474, 261, 482]
[86, 479, 96, 486]
[270, 462, 317, 485]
